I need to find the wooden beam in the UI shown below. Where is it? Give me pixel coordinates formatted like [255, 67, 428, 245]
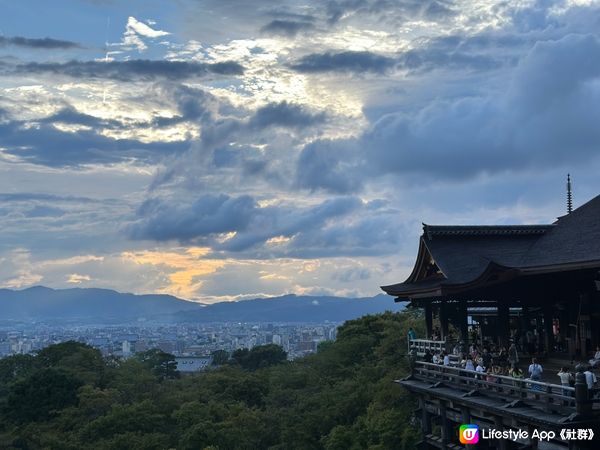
[459, 300, 469, 344]
[498, 302, 510, 348]
[425, 303, 433, 339]
[440, 300, 449, 339]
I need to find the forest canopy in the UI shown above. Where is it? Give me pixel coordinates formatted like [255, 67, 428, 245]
[0, 310, 424, 450]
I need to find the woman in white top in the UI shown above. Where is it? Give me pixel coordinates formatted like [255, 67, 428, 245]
[557, 367, 572, 396]
[465, 358, 475, 371]
[475, 362, 486, 380]
[589, 346, 600, 367]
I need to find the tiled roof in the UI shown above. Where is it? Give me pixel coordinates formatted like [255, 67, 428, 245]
[382, 194, 600, 297]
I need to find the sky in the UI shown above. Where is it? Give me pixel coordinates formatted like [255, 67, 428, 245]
[1, 0, 600, 303]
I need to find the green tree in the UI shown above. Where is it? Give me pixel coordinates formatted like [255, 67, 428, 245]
[211, 349, 229, 366]
[231, 344, 287, 371]
[0, 354, 37, 385]
[135, 349, 179, 381]
[36, 341, 105, 385]
[6, 368, 83, 422]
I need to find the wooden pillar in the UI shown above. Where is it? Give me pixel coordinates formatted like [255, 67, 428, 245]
[459, 300, 469, 345]
[420, 397, 431, 435]
[498, 302, 510, 349]
[543, 306, 554, 354]
[425, 304, 433, 339]
[528, 425, 538, 450]
[567, 298, 578, 357]
[440, 300, 449, 340]
[493, 417, 507, 450]
[579, 293, 589, 357]
[439, 401, 450, 449]
[461, 407, 474, 450]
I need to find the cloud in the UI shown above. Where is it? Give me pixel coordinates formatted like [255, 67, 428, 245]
[290, 50, 396, 74]
[10, 59, 244, 81]
[249, 101, 326, 129]
[130, 194, 256, 242]
[0, 36, 81, 49]
[122, 16, 171, 52]
[260, 19, 315, 37]
[129, 194, 401, 257]
[0, 119, 189, 167]
[67, 273, 92, 284]
[121, 247, 225, 299]
[296, 139, 362, 194]
[295, 33, 600, 189]
[325, 0, 455, 24]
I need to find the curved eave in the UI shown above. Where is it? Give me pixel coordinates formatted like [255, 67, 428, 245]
[518, 258, 600, 275]
[403, 234, 448, 284]
[382, 261, 518, 300]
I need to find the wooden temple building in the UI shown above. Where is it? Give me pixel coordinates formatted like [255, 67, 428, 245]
[382, 191, 600, 449]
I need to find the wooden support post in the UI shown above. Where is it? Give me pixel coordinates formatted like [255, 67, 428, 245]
[420, 397, 431, 435]
[461, 407, 475, 450]
[498, 302, 510, 349]
[493, 417, 507, 450]
[543, 306, 554, 354]
[567, 299, 578, 357]
[528, 425, 538, 450]
[439, 401, 450, 449]
[440, 300, 449, 340]
[425, 304, 433, 339]
[459, 300, 469, 345]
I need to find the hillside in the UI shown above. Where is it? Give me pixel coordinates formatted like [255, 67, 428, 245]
[172, 294, 402, 323]
[0, 287, 401, 323]
[0, 286, 201, 321]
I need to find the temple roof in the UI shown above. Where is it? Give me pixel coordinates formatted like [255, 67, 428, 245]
[381, 194, 600, 299]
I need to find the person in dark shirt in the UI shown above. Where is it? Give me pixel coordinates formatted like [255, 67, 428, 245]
[423, 349, 433, 363]
[482, 348, 492, 369]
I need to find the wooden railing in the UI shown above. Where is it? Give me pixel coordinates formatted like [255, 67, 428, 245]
[409, 338, 447, 355]
[409, 361, 598, 414]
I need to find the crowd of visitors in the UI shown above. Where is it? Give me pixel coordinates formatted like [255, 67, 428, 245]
[407, 328, 598, 393]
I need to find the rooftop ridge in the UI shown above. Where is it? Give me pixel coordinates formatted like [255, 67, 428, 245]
[422, 224, 554, 238]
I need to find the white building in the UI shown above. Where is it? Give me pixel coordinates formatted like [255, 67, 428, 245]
[175, 356, 213, 373]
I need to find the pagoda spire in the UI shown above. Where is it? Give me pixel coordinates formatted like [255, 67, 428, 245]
[567, 174, 573, 214]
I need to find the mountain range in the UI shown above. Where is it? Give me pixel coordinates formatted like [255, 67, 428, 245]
[0, 286, 402, 324]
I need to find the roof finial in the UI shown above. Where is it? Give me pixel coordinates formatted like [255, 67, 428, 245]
[567, 174, 573, 214]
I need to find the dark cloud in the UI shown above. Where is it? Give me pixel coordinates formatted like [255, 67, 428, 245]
[260, 19, 315, 37]
[295, 33, 600, 189]
[296, 139, 361, 194]
[325, 0, 455, 24]
[249, 101, 325, 129]
[0, 120, 188, 167]
[398, 39, 507, 73]
[129, 193, 397, 257]
[331, 267, 371, 282]
[0, 36, 81, 49]
[40, 106, 126, 129]
[0, 193, 102, 203]
[10, 59, 244, 81]
[290, 51, 396, 74]
[131, 194, 256, 241]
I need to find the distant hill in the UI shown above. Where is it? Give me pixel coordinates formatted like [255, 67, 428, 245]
[0, 286, 202, 322]
[171, 293, 403, 323]
[0, 287, 402, 323]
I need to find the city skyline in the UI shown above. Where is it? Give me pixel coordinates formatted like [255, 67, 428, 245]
[2, 1, 600, 303]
